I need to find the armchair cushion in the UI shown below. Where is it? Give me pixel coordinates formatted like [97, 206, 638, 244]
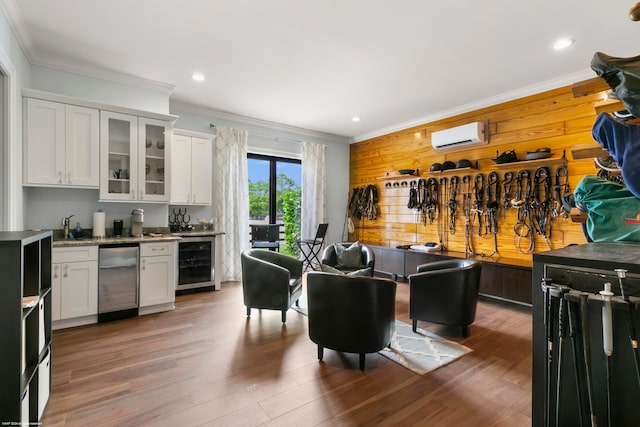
[334, 241, 363, 268]
[320, 263, 372, 277]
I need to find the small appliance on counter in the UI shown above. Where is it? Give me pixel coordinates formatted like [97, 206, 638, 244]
[130, 209, 144, 237]
[113, 219, 123, 236]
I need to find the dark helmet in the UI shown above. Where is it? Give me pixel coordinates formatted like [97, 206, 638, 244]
[456, 159, 472, 169]
[429, 163, 442, 172]
[441, 161, 456, 171]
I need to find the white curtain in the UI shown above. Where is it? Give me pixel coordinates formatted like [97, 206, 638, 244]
[301, 141, 327, 240]
[215, 127, 250, 281]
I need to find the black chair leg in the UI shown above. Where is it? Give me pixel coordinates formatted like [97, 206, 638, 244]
[246, 306, 251, 317]
[281, 310, 286, 323]
[462, 325, 470, 338]
[318, 345, 324, 361]
[359, 353, 366, 371]
[412, 319, 418, 332]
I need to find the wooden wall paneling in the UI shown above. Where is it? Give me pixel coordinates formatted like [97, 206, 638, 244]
[348, 81, 608, 265]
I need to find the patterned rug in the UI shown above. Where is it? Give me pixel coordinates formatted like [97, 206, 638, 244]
[379, 320, 472, 375]
[292, 296, 472, 375]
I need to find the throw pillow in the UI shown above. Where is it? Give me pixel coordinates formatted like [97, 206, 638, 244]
[334, 241, 363, 269]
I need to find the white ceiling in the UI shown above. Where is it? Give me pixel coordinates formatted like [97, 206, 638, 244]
[4, 0, 640, 141]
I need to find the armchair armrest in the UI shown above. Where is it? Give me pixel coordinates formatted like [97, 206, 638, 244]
[248, 249, 303, 279]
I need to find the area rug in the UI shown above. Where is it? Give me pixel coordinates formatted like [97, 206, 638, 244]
[379, 321, 472, 375]
[292, 295, 472, 375]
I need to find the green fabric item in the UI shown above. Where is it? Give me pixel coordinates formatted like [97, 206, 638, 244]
[574, 175, 640, 242]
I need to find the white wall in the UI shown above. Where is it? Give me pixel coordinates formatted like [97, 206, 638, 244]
[29, 65, 171, 114]
[171, 102, 352, 245]
[0, 6, 31, 230]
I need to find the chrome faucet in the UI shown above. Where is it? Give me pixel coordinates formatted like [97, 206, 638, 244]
[62, 215, 74, 239]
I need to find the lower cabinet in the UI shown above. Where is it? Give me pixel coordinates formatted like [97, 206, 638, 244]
[52, 241, 178, 328]
[371, 245, 532, 305]
[139, 242, 176, 309]
[52, 246, 98, 326]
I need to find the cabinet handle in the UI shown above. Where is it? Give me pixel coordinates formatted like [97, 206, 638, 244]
[63, 264, 68, 278]
[67, 171, 72, 184]
[152, 247, 165, 252]
[58, 172, 63, 184]
[53, 265, 59, 279]
[142, 259, 146, 270]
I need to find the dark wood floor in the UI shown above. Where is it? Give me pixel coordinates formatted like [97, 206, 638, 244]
[42, 280, 532, 426]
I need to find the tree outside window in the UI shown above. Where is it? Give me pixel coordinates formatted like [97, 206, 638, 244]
[248, 155, 301, 256]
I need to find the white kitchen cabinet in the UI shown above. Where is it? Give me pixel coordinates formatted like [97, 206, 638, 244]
[170, 130, 213, 205]
[100, 111, 171, 202]
[139, 242, 176, 308]
[24, 98, 99, 187]
[52, 246, 98, 323]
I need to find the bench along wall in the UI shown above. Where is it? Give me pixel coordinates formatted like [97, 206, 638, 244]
[348, 79, 614, 301]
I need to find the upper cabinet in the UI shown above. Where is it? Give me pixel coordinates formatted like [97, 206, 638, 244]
[100, 111, 171, 202]
[22, 89, 178, 203]
[170, 130, 213, 205]
[24, 98, 100, 188]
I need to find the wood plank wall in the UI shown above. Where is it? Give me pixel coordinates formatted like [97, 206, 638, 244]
[348, 79, 613, 266]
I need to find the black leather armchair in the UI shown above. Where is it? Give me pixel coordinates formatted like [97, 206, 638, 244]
[241, 249, 303, 323]
[321, 242, 375, 276]
[408, 259, 482, 337]
[307, 271, 396, 370]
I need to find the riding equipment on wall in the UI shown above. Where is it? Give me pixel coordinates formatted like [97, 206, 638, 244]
[448, 176, 459, 235]
[349, 184, 379, 222]
[486, 171, 500, 256]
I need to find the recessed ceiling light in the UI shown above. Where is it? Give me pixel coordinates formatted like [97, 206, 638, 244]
[552, 38, 575, 50]
[352, 116, 361, 122]
[192, 72, 205, 82]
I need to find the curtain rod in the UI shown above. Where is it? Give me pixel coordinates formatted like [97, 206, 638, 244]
[209, 123, 303, 144]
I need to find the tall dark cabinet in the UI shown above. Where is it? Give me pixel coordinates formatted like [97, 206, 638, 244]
[0, 231, 52, 424]
[532, 242, 640, 427]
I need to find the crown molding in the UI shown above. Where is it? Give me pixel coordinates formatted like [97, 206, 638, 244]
[353, 69, 596, 143]
[0, 0, 35, 61]
[32, 61, 176, 95]
[170, 98, 352, 145]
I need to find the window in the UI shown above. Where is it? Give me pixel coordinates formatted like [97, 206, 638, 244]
[248, 154, 301, 255]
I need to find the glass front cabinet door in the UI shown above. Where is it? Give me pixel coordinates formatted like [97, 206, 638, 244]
[100, 111, 170, 202]
[138, 118, 169, 202]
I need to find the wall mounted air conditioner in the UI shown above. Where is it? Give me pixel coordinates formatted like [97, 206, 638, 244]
[431, 121, 487, 150]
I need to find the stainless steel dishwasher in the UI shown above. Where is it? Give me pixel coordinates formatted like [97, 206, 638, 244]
[98, 244, 139, 322]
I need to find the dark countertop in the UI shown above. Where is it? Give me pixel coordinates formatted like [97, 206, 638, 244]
[533, 241, 640, 274]
[172, 231, 225, 237]
[53, 234, 182, 247]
